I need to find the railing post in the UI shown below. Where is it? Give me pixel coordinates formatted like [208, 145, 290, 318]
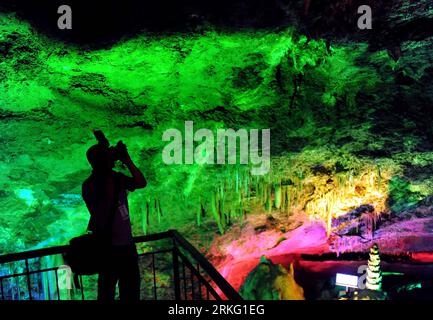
[197, 264, 202, 300]
[25, 259, 32, 300]
[0, 279, 4, 300]
[171, 240, 181, 300]
[54, 269, 61, 300]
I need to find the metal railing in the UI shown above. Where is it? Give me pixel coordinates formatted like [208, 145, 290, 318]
[0, 230, 242, 301]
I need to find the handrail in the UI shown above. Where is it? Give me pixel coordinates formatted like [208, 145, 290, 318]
[0, 245, 69, 264]
[0, 230, 242, 301]
[0, 231, 174, 264]
[133, 230, 174, 243]
[171, 230, 243, 300]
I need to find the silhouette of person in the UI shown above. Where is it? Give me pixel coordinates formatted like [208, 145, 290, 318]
[82, 131, 147, 301]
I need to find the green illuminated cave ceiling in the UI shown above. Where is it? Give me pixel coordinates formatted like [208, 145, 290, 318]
[1, 11, 433, 254]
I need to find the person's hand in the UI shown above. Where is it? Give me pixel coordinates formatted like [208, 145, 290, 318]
[116, 141, 131, 163]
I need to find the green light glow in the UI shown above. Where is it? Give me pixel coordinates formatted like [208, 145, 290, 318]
[1, 12, 432, 254]
[15, 188, 36, 207]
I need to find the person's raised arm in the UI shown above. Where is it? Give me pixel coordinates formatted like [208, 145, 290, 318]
[119, 142, 147, 189]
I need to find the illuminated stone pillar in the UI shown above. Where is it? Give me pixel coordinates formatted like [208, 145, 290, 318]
[366, 243, 382, 291]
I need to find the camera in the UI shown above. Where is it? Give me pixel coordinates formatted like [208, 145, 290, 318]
[93, 130, 127, 161]
[109, 140, 127, 161]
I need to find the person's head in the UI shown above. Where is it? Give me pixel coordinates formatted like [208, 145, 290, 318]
[86, 144, 114, 172]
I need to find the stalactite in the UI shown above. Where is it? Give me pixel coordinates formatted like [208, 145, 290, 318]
[257, 181, 261, 204]
[235, 169, 239, 193]
[42, 269, 51, 300]
[200, 202, 206, 218]
[211, 191, 224, 234]
[155, 198, 161, 223]
[237, 191, 242, 218]
[280, 185, 286, 212]
[254, 176, 259, 203]
[246, 174, 251, 199]
[265, 183, 272, 213]
[142, 201, 149, 234]
[42, 256, 55, 300]
[158, 198, 163, 218]
[326, 202, 332, 237]
[257, 181, 262, 204]
[274, 182, 282, 209]
[196, 201, 202, 227]
[376, 163, 382, 192]
[238, 192, 244, 223]
[286, 187, 291, 214]
[41, 254, 66, 300]
[219, 184, 225, 228]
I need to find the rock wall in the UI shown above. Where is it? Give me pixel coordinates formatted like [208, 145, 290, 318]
[0, 2, 432, 254]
